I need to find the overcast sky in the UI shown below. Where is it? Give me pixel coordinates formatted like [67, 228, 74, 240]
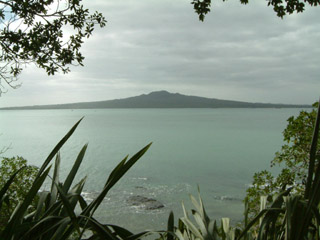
[1, 0, 319, 107]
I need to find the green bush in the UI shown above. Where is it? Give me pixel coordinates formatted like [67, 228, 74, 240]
[0, 156, 38, 229]
[245, 102, 319, 221]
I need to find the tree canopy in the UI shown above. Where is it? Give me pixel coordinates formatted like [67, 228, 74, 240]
[0, 0, 106, 95]
[192, 0, 320, 21]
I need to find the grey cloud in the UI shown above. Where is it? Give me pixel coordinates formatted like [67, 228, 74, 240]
[1, 0, 319, 107]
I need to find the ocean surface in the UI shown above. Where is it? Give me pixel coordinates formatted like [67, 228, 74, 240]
[0, 108, 305, 232]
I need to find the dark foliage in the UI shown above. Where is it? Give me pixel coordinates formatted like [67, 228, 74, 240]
[191, 0, 320, 21]
[0, 0, 106, 94]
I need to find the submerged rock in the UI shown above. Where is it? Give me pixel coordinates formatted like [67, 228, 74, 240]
[127, 195, 164, 210]
[135, 186, 147, 190]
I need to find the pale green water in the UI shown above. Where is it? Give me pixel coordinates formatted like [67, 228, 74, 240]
[0, 108, 304, 232]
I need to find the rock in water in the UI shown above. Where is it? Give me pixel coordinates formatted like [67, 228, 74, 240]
[127, 195, 164, 210]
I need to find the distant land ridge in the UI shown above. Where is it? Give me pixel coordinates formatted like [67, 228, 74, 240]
[0, 90, 311, 109]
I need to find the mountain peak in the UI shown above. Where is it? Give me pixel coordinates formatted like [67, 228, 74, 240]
[147, 90, 171, 96]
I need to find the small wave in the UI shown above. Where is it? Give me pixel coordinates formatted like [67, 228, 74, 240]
[213, 195, 242, 201]
[131, 177, 148, 181]
[81, 191, 111, 202]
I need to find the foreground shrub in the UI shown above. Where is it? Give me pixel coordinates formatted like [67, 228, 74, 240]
[0, 156, 38, 229]
[246, 102, 319, 221]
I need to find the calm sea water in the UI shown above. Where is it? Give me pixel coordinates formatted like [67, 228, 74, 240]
[0, 108, 305, 232]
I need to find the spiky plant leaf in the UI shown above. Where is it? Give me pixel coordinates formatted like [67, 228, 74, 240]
[107, 224, 134, 238]
[81, 143, 152, 217]
[49, 153, 61, 207]
[53, 182, 80, 234]
[22, 216, 66, 239]
[221, 218, 230, 235]
[167, 211, 175, 240]
[192, 210, 207, 236]
[65, 176, 87, 212]
[175, 229, 185, 240]
[181, 201, 189, 219]
[305, 100, 320, 199]
[1, 166, 51, 239]
[37, 117, 83, 178]
[78, 215, 118, 240]
[62, 144, 88, 194]
[180, 216, 203, 240]
[34, 191, 50, 221]
[0, 167, 25, 210]
[49, 217, 71, 240]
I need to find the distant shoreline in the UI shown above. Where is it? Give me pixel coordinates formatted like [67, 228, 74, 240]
[0, 90, 312, 110]
[0, 107, 311, 110]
